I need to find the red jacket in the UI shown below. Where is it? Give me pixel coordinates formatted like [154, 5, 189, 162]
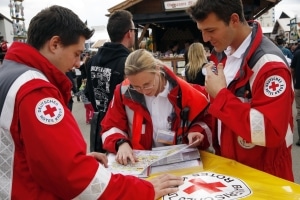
[101, 66, 211, 153]
[0, 42, 154, 199]
[209, 22, 294, 181]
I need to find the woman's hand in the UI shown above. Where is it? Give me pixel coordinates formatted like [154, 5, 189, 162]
[116, 143, 138, 165]
[187, 132, 204, 147]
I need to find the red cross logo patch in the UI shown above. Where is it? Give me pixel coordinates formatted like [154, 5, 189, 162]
[35, 97, 64, 125]
[163, 172, 252, 200]
[264, 75, 286, 97]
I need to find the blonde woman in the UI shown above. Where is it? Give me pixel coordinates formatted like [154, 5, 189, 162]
[182, 42, 208, 85]
[100, 49, 211, 165]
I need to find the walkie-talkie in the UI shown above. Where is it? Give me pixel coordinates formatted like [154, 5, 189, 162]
[177, 107, 190, 144]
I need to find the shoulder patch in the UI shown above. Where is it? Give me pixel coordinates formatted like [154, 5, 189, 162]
[35, 97, 64, 125]
[263, 75, 286, 97]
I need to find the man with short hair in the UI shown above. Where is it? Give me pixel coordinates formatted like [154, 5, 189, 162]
[187, 0, 294, 181]
[86, 10, 137, 152]
[87, 10, 136, 113]
[0, 5, 183, 199]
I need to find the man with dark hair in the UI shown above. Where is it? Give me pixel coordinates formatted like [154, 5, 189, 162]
[87, 10, 136, 112]
[0, 5, 182, 199]
[86, 10, 136, 152]
[187, 0, 294, 181]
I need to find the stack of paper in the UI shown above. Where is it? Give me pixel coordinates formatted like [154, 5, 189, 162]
[150, 145, 202, 175]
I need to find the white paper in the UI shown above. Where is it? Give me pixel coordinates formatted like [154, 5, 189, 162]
[107, 143, 201, 177]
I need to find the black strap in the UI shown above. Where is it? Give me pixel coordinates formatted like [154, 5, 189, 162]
[89, 111, 106, 153]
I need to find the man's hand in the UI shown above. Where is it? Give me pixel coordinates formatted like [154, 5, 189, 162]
[149, 174, 184, 200]
[88, 152, 108, 168]
[116, 143, 138, 165]
[205, 63, 226, 98]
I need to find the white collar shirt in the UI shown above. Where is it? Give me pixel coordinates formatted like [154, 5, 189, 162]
[223, 32, 252, 86]
[145, 80, 173, 147]
[218, 32, 252, 145]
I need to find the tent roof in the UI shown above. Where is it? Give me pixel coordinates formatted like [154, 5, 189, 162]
[107, 0, 282, 20]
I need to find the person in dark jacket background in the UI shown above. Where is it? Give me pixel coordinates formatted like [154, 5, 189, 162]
[86, 10, 136, 152]
[86, 10, 135, 113]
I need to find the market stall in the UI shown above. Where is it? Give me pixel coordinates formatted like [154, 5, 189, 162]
[107, 0, 282, 74]
[108, 0, 282, 52]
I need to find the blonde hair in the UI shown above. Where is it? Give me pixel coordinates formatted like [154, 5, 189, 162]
[186, 42, 208, 80]
[125, 49, 164, 76]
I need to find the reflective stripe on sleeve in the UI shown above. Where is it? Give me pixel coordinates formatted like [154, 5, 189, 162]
[102, 127, 128, 143]
[249, 54, 293, 147]
[249, 54, 286, 88]
[249, 108, 266, 146]
[285, 125, 293, 147]
[73, 164, 112, 200]
[197, 122, 215, 154]
[0, 70, 48, 198]
[1, 70, 48, 129]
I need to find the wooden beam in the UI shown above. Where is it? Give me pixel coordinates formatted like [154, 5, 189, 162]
[138, 24, 150, 45]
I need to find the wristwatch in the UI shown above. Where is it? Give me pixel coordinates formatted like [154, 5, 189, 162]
[115, 139, 129, 151]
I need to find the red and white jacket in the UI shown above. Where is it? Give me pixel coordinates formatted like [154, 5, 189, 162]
[101, 66, 211, 153]
[209, 22, 294, 181]
[0, 42, 155, 199]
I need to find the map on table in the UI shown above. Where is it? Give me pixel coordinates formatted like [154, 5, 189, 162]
[107, 143, 200, 177]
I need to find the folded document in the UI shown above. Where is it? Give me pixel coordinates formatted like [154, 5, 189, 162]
[107, 144, 203, 177]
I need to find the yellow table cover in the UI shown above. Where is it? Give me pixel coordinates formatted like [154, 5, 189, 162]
[149, 151, 300, 200]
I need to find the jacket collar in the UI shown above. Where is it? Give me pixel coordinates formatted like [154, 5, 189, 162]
[5, 42, 72, 105]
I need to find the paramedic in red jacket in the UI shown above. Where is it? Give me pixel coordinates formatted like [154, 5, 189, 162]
[187, 0, 294, 181]
[0, 6, 183, 199]
[101, 49, 211, 165]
